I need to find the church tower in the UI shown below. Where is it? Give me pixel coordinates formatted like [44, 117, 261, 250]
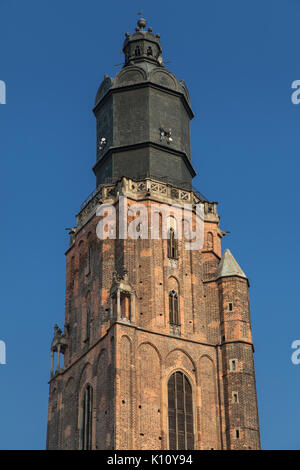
[46, 18, 260, 450]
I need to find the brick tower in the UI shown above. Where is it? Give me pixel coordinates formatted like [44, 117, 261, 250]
[46, 18, 260, 450]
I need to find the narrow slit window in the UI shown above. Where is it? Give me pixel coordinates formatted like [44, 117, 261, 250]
[169, 290, 179, 325]
[168, 228, 178, 259]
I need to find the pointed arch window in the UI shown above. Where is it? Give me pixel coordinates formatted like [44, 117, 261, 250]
[169, 290, 179, 325]
[168, 371, 194, 450]
[80, 384, 93, 450]
[168, 228, 178, 259]
[135, 45, 141, 56]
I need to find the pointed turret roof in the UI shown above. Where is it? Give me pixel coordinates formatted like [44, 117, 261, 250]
[216, 249, 247, 280]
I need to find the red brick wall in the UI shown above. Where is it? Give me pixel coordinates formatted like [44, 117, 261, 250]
[47, 188, 260, 450]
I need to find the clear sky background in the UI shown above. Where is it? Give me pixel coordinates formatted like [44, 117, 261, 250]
[0, 0, 299, 450]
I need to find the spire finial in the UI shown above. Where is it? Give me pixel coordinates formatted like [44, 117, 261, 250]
[137, 11, 146, 30]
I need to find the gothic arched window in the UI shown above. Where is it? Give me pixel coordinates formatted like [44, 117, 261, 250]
[168, 228, 178, 259]
[169, 290, 179, 325]
[80, 384, 93, 450]
[147, 46, 153, 56]
[135, 45, 141, 56]
[168, 371, 194, 450]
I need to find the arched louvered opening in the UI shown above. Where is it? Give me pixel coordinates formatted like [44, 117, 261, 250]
[168, 371, 194, 450]
[79, 384, 93, 450]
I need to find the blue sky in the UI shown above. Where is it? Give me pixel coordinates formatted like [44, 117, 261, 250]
[0, 0, 299, 449]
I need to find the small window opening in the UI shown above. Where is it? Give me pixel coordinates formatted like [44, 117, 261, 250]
[235, 429, 240, 439]
[168, 228, 178, 259]
[229, 302, 233, 311]
[169, 290, 179, 325]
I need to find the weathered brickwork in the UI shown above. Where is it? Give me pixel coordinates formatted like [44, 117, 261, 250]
[47, 18, 260, 450]
[46, 179, 260, 450]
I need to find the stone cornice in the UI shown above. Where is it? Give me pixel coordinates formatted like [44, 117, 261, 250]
[92, 141, 196, 180]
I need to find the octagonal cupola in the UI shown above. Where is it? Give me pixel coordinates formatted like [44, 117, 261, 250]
[123, 18, 163, 67]
[93, 17, 196, 190]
